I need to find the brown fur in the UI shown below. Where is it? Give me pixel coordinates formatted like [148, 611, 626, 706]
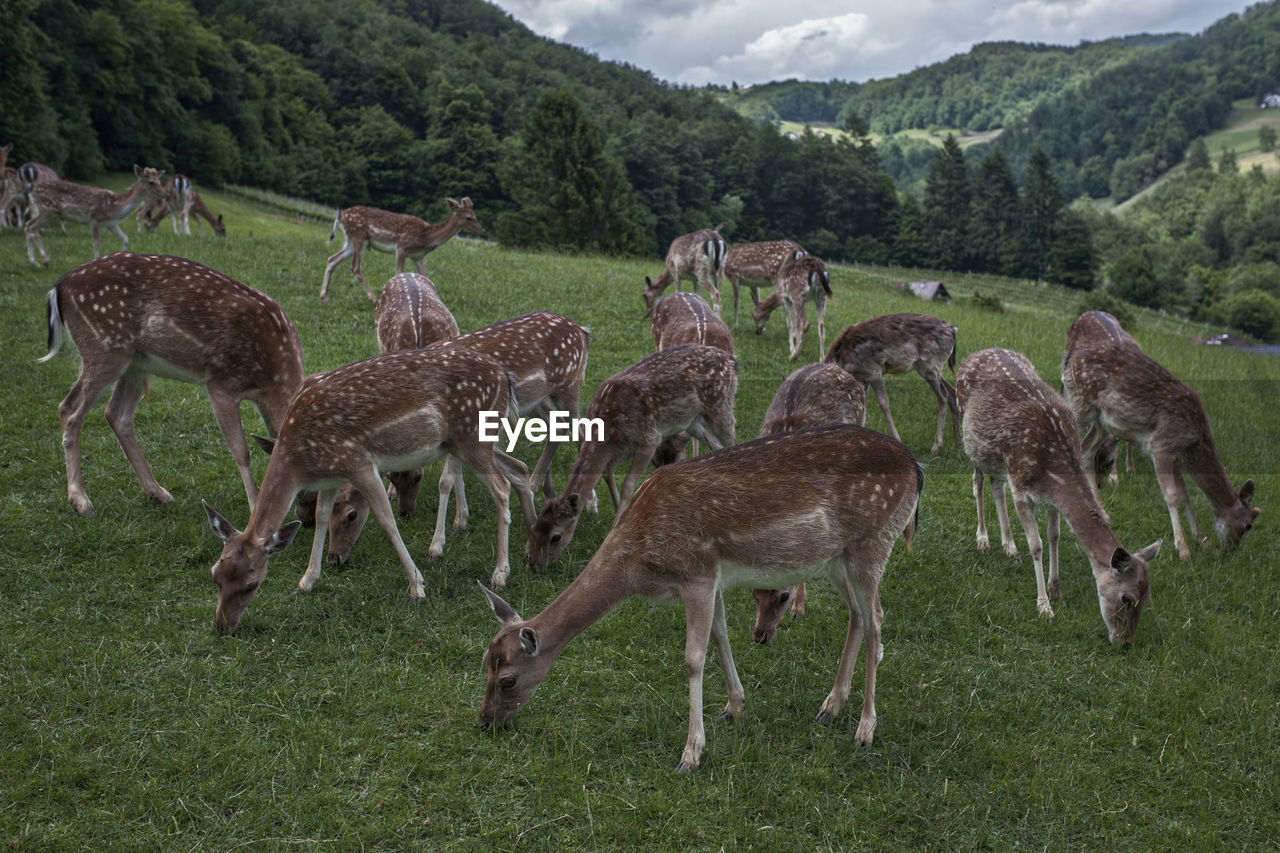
[723, 239, 805, 330]
[25, 165, 170, 266]
[643, 226, 727, 316]
[753, 254, 833, 360]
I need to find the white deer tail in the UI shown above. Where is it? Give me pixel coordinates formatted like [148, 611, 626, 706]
[505, 371, 521, 421]
[329, 208, 342, 242]
[38, 285, 63, 363]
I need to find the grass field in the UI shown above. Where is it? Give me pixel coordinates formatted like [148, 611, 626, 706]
[2, 186, 1278, 849]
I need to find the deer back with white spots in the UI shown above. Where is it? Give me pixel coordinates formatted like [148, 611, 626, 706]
[1061, 311, 1259, 560]
[481, 424, 922, 772]
[824, 312, 960, 454]
[643, 225, 727, 316]
[722, 239, 805, 331]
[525, 343, 737, 568]
[203, 345, 539, 634]
[25, 165, 170, 266]
[752, 254, 832, 361]
[958, 348, 1161, 646]
[320, 197, 484, 303]
[40, 252, 304, 518]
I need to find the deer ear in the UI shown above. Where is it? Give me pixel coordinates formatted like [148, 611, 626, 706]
[480, 582, 521, 626]
[1110, 547, 1132, 573]
[1134, 540, 1162, 564]
[265, 521, 302, 556]
[252, 434, 276, 456]
[1238, 479, 1255, 506]
[203, 500, 238, 542]
[519, 627, 541, 657]
[447, 197, 461, 208]
[133, 164, 143, 177]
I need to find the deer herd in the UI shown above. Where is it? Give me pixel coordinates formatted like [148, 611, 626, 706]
[21, 170, 1263, 772]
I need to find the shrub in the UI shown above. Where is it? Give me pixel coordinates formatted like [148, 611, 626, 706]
[1076, 290, 1136, 330]
[971, 290, 1004, 312]
[1220, 288, 1280, 342]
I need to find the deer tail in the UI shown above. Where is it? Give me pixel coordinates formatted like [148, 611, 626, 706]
[38, 285, 63, 364]
[505, 371, 521, 421]
[900, 460, 925, 552]
[329, 208, 342, 242]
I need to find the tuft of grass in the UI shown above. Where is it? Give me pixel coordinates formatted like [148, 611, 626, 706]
[2, 180, 1278, 849]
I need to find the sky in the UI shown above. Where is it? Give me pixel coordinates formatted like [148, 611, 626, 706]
[487, 0, 1256, 87]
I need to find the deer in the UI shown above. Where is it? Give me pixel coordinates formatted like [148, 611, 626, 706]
[1061, 312, 1260, 560]
[824, 312, 960, 454]
[958, 348, 1162, 645]
[642, 225, 727, 316]
[135, 174, 192, 235]
[25, 165, 170, 267]
[321, 309, 591, 568]
[480, 424, 922, 772]
[649, 292, 734, 466]
[202, 346, 540, 634]
[320, 197, 485, 303]
[752, 254, 832, 361]
[525, 343, 738, 569]
[751, 362, 868, 644]
[1062, 311, 1139, 487]
[142, 187, 225, 237]
[723, 239, 806, 331]
[0, 167, 21, 229]
[38, 252, 304, 517]
[299, 272, 463, 564]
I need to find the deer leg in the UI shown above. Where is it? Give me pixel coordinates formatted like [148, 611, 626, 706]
[350, 468, 426, 601]
[1078, 422, 1109, 516]
[430, 456, 463, 559]
[58, 360, 128, 516]
[851, 565, 883, 746]
[710, 589, 746, 721]
[972, 468, 989, 552]
[617, 447, 657, 511]
[1151, 454, 1191, 559]
[1173, 467, 1209, 548]
[107, 222, 130, 254]
[529, 438, 560, 501]
[474, 461, 516, 590]
[1046, 506, 1062, 602]
[677, 581, 717, 773]
[992, 478, 1019, 559]
[206, 388, 258, 511]
[785, 298, 802, 360]
[1011, 490, 1052, 621]
[494, 451, 537, 533]
[103, 367, 174, 507]
[815, 295, 826, 361]
[731, 278, 741, 331]
[867, 377, 901, 442]
[604, 467, 622, 511]
[26, 212, 53, 266]
[816, 560, 864, 725]
[921, 368, 951, 453]
[296, 488, 337, 593]
[320, 240, 355, 302]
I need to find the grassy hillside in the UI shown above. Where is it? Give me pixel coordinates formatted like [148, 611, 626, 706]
[2, 186, 1277, 848]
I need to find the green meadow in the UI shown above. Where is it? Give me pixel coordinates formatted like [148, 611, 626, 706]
[2, 186, 1277, 849]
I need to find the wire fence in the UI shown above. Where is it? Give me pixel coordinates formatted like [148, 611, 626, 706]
[222, 184, 336, 224]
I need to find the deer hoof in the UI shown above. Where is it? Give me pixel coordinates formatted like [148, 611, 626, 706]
[715, 710, 736, 724]
[409, 595, 425, 605]
[814, 710, 834, 725]
[291, 587, 307, 596]
[674, 760, 698, 774]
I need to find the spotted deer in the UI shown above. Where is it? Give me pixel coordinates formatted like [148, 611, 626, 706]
[525, 344, 738, 568]
[39, 252, 304, 517]
[1061, 312, 1260, 560]
[752, 254, 832, 360]
[642, 225, 727, 316]
[25, 165, 170, 267]
[307, 272, 463, 564]
[958, 348, 1161, 645]
[751, 363, 868, 643]
[481, 424, 922, 771]
[322, 310, 591, 567]
[135, 174, 193, 235]
[203, 347, 540, 634]
[1062, 311, 1138, 486]
[723, 239, 806, 330]
[0, 166, 21, 229]
[320, 197, 484, 302]
[824, 313, 960, 454]
[649, 292, 734, 466]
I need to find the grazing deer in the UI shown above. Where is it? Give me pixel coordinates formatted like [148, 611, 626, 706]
[958, 348, 1161, 645]
[525, 344, 738, 568]
[203, 347, 539, 634]
[144, 187, 225, 237]
[649, 292, 734, 465]
[320, 197, 485, 302]
[723, 240, 806, 330]
[39, 252, 304, 517]
[824, 313, 960, 454]
[752, 254, 832, 360]
[480, 424, 922, 771]
[25, 165, 169, 267]
[322, 309, 591, 567]
[0, 167, 21, 229]
[136, 174, 192, 234]
[751, 362, 868, 643]
[1061, 312, 1260, 560]
[642, 225, 727, 316]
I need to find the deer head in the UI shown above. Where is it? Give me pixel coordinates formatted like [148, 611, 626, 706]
[1094, 542, 1160, 646]
[478, 586, 557, 729]
[204, 501, 302, 635]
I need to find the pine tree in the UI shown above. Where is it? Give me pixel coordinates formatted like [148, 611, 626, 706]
[969, 146, 1021, 275]
[497, 89, 647, 254]
[1187, 138, 1212, 171]
[1019, 147, 1064, 281]
[922, 135, 971, 270]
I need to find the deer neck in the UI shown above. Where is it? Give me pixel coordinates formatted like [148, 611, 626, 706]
[1047, 476, 1122, 573]
[1181, 435, 1238, 517]
[421, 213, 466, 249]
[525, 536, 639, 656]
[564, 442, 615, 504]
[106, 179, 155, 219]
[242, 455, 305, 540]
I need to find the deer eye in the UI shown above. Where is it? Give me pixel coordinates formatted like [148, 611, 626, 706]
[242, 581, 260, 596]
[550, 533, 562, 544]
[499, 675, 518, 690]
[778, 592, 791, 604]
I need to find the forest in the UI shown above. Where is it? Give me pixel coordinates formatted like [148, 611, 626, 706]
[3, 0, 1279, 337]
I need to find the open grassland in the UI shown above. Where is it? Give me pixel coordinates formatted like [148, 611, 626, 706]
[2, 188, 1278, 850]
